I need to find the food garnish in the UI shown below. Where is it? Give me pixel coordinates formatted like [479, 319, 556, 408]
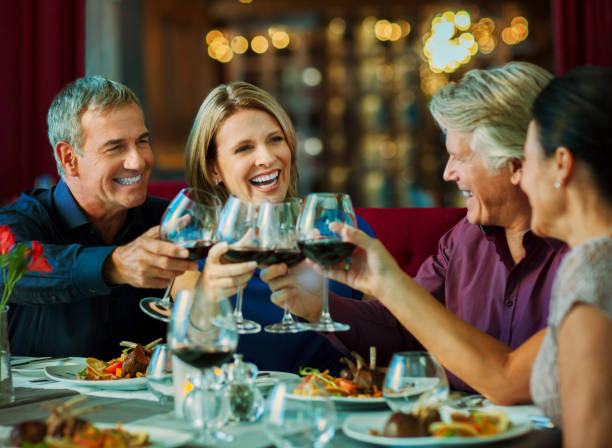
[294, 347, 385, 398]
[9, 396, 149, 447]
[77, 339, 161, 381]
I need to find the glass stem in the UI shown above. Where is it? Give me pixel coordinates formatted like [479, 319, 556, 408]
[281, 303, 295, 324]
[319, 274, 332, 325]
[159, 278, 175, 307]
[233, 286, 244, 323]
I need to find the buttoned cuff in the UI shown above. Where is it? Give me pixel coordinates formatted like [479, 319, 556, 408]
[73, 246, 116, 296]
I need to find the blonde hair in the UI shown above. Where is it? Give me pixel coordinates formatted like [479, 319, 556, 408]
[47, 76, 141, 176]
[429, 62, 553, 170]
[185, 81, 299, 205]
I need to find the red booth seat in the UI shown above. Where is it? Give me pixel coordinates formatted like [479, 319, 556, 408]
[147, 181, 466, 276]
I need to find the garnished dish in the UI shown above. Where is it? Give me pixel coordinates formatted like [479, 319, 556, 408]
[77, 339, 161, 381]
[293, 347, 386, 398]
[372, 408, 510, 438]
[9, 396, 149, 447]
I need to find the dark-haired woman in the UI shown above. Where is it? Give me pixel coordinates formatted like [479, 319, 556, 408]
[522, 65, 612, 448]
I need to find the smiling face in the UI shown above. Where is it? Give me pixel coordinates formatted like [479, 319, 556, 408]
[443, 130, 520, 227]
[211, 109, 292, 204]
[68, 103, 153, 217]
[520, 121, 561, 237]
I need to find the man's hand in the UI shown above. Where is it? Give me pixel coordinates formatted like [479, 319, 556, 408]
[261, 261, 323, 322]
[103, 226, 199, 289]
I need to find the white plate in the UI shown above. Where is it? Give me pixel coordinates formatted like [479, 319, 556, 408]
[44, 361, 147, 390]
[287, 393, 388, 409]
[12, 357, 82, 377]
[343, 411, 532, 446]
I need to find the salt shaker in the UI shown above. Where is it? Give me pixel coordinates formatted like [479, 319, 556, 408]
[224, 354, 264, 422]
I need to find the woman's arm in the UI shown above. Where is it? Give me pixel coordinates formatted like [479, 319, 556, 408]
[325, 222, 542, 404]
[558, 304, 612, 448]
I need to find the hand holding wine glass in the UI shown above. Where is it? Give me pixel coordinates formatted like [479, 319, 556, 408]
[140, 187, 220, 322]
[258, 199, 305, 333]
[297, 193, 357, 332]
[216, 195, 267, 334]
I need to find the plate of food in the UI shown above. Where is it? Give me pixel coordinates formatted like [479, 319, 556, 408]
[44, 340, 160, 390]
[342, 408, 532, 446]
[8, 396, 191, 448]
[287, 349, 389, 409]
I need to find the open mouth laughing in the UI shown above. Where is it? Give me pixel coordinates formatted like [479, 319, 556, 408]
[250, 170, 280, 188]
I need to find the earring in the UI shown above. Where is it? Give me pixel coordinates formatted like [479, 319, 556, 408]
[214, 178, 219, 186]
[554, 181, 561, 189]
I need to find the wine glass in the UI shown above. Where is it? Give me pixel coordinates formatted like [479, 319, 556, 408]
[146, 344, 173, 404]
[167, 280, 238, 444]
[296, 193, 357, 332]
[263, 382, 336, 448]
[383, 351, 449, 414]
[216, 195, 267, 334]
[140, 187, 220, 322]
[258, 199, 305, 334]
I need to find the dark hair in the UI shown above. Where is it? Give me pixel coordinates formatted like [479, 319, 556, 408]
[532, 65, 612, 202]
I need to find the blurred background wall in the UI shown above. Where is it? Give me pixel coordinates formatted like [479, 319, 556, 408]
[1, 0, 611, 207]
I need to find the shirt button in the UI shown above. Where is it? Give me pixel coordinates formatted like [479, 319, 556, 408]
[504, 299, 513, 307]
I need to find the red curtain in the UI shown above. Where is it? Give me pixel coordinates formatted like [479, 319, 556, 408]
[553, 0, 612, 75]
[0, 0, 85, 204]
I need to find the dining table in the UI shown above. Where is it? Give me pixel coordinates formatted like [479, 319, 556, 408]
[1, 357, 562, 447]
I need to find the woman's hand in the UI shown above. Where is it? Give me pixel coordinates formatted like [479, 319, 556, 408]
[201, 242, 257, 298]
[260, 261, 323, 322]
[322, 222, 403, 300]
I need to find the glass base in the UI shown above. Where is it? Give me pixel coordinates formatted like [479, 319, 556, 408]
[140, 297, 172, 322]
[264, 321, 305, 334]
[301, 321, 350, 332]
[235, 319, 261, 334]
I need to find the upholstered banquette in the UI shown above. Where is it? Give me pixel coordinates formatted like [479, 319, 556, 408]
[147, 181, 466, 275]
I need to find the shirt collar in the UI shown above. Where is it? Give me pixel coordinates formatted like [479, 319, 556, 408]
[479, 223, 565, 250]
[53, 179, 90, 230]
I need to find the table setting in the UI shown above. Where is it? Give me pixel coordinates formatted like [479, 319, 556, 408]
[0, 193, 561, 447]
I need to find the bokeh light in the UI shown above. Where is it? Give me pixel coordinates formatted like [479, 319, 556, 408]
[230, 36, 249, 54]
[251, 35, 269, 54]
[302, 67, 322, 86]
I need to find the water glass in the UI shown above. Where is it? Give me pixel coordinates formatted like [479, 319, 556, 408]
[146, 344, 173, 403]
[383, 351, 449, 414]
[263, 382, 336, 448]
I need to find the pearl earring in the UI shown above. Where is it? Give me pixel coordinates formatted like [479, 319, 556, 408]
[554, 181, 561, 189]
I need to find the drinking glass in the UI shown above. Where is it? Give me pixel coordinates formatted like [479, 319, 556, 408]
[216, 195, 267, 334]
[296, 193, 357, 332]
[383, 351, 449, 414]
[140, 187, 220, 322]
[259, 199, 305, 334]
[146, 344, 173, 404]
[167, 279, 238, 444]
[263, 382, 336, 448]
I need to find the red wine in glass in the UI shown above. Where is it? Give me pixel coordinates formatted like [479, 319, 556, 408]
[173, 345, 235, 369]
[222, 247, 271, 264]
[179, 240, 215, 260]
[260, 248, 305, 268]
[298, 241, 355, 267]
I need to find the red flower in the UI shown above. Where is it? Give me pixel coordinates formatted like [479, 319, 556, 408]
[27, 241, 52, 273]
[0, 225, 16, 255]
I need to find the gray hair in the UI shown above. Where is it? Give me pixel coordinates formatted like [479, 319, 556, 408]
[47, 75, 141, 176]
[429, 62, 553, 170]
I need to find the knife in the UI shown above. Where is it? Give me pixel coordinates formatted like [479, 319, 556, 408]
[11, 357, 70, 367]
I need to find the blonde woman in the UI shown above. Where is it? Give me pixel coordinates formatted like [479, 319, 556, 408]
[282, 62, 569, 403]
[175, 81, 374, 373]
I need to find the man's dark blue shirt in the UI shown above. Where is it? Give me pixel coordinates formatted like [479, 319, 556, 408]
[0, 180, 167, 358]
